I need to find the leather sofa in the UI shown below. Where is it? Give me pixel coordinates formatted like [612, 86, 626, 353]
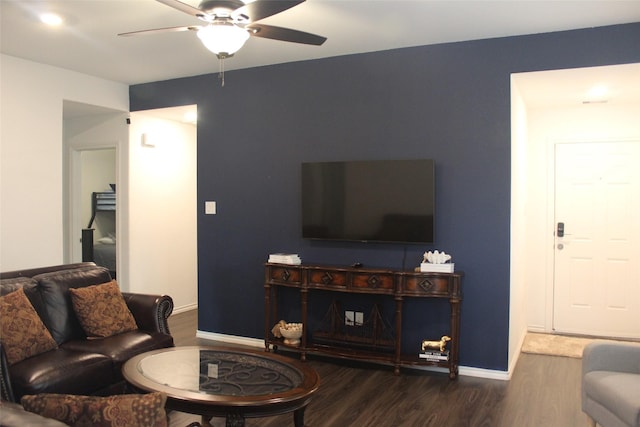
[582, 341, 640, 427]
[0, 262, 174, 402]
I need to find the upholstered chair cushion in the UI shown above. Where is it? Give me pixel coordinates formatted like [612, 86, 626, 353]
[69, 280, 137, 338]
[21, 392, 168, 427]
[0, 288, 58, 364]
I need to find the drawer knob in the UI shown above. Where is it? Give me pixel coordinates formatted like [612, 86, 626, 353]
[321, 272, 333, 285]
[281, 269, 291, 281]
[368, 275, 380, 288]
[418, 279, 435, 292]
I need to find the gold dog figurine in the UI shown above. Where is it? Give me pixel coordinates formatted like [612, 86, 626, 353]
[421, 335, 451, 353]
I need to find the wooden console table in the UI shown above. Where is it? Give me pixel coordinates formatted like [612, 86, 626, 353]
[264, 263, 462, 378]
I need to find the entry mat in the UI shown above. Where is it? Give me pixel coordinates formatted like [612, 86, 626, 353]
[521, 333, 638, 358]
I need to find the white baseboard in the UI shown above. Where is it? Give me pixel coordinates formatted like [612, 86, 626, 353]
[172, 303, 198, 315]
[459, 366, 510, 381]
[195, 330, 511, 380]
[196, 330, 264, 348]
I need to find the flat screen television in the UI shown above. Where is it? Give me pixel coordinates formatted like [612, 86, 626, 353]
[301, 159, 435, 244]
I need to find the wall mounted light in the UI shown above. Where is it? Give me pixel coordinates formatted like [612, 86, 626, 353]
[141, 133, 155, 148]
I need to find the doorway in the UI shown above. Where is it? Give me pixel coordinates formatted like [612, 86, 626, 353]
[64, 102, 198, 312]
[63, 101, 127, 275]
[76, 148, 117, 275]
[511, 63, 640, 345]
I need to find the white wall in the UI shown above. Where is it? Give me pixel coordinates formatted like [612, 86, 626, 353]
[127, 111, 198, 312]
[1, 55, 197, 312]
[508, 81, 529, 375]
[0, 54, 128, 271]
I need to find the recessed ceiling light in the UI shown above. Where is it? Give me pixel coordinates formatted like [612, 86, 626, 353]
[40, 13, 63, 26]
[583, 84, 609, 103]
[588, 85, 608, 98]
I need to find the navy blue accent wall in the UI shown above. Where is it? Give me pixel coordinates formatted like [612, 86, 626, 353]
[130, 23, 640, 371]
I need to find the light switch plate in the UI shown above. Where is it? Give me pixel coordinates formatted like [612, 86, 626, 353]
[205, 201, 216, 215]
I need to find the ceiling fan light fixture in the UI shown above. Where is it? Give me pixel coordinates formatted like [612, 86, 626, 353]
[197, 22, 249, 58]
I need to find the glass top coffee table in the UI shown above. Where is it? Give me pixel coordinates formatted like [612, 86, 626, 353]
[122, 346, 320, 427]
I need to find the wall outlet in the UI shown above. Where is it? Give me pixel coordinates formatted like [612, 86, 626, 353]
[207, 363, 219, 378]
[345, 311, 354, 326]
[355, 311, 364, 326]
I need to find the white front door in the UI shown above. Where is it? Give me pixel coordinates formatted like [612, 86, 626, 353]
[553, 141, 640, 338]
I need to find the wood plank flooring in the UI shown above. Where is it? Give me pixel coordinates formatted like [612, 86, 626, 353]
[167, 310, 589, 427]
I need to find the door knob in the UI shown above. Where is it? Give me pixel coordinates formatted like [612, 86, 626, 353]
[557, 222, 564, 237]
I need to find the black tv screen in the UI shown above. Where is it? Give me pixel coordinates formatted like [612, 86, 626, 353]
[301, 159, 435, 244]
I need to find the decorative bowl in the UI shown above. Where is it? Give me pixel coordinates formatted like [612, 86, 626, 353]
[279, 323, 303, 346]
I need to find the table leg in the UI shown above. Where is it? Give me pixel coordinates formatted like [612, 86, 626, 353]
[293, 406, 306, 427]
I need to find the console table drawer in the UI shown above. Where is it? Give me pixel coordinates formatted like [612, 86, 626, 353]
[268, 266, 303, 285]
[350, 272, 394, 292]
[402, 276, 456, 297]
[308, 269, 347, 289]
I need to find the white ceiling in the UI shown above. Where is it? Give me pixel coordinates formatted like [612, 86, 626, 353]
[2, 0, 640, 85]
[2, 1, 639, 113]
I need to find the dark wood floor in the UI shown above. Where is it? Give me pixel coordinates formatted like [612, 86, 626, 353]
[167, 310, 588, 427]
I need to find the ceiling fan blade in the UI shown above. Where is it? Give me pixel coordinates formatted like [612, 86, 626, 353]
[156, 0, 213, 21]
[247, 24, 326, 46]
[233, 0, 305, 22]
[118, 25, 201, 37]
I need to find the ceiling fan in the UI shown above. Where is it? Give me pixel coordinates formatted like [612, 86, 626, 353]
[119, 0, 327, 59]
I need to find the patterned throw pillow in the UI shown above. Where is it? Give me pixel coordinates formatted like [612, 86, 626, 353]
[21, 393, 168, 427]
[0, 288, 58, 365]
[69, 280, 138, 338]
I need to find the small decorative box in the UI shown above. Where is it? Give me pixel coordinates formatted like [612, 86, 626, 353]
[420, 263, 455, 273]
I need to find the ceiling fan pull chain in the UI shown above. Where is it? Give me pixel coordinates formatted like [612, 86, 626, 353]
[218, 56, 225, 87]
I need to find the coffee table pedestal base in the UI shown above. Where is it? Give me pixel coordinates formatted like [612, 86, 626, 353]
[198, 407, 306, 427]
